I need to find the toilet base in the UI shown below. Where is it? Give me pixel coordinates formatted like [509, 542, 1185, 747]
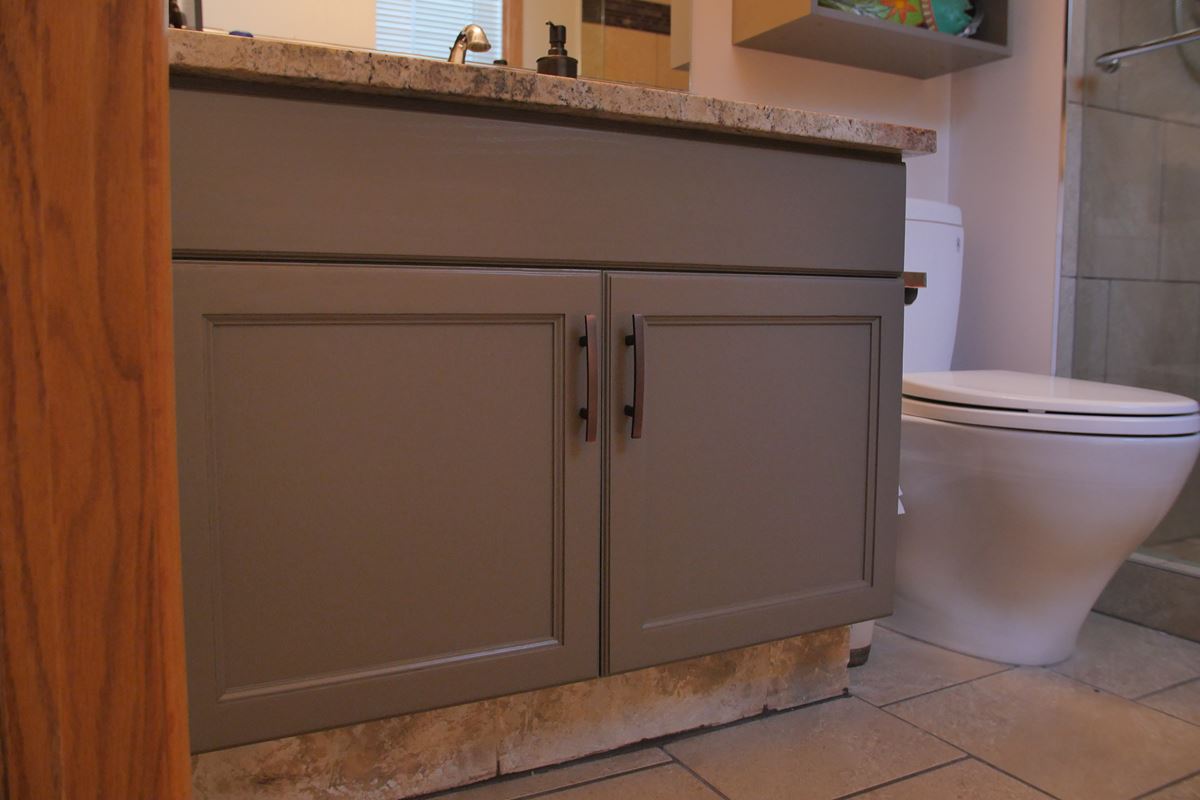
[895, 417, 1200, 668]
[886, 596, 1077, 666]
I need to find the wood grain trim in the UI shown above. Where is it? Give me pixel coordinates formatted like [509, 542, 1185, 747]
[505, 0, 523, 66]
[0, 2, 192, 797]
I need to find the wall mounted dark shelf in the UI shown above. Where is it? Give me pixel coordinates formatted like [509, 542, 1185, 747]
[732, 0, 1011, 79]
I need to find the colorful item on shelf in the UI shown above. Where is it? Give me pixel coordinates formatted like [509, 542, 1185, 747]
[818, 0, 975, 36]
[920, 0, 974, 34]
[880, 0, 924, 25]
[818, 0, 920, 25]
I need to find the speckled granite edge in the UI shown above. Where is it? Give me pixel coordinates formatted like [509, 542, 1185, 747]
[166, 29, 937, 156]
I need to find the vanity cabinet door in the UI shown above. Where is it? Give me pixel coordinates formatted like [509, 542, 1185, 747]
[175, 263, 602, 751]
[604, 272, 902, 673]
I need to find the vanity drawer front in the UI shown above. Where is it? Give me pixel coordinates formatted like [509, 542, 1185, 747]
[175, 262, 602, 751]
[604, 271, 901, 672]
[170, 88, 905, 275]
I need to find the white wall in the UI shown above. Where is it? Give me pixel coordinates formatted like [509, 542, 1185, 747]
[947, 0, 1066, 373]
[203, 0, 376, 49]
[687, 0, 953, 202]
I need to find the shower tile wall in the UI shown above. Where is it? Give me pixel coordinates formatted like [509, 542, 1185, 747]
[1060, 0, 1200, 546]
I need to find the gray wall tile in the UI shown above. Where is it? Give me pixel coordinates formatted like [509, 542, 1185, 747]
[1083, 0, 1123, 109]
[1115, 0, 1200, 127]
[1105, 279, 1200, 397]
[1073, 278, 1110, 381]
[1095, 560, 1200, 642]
[1061, 102, 1084, 279]
[1070, 0, 1200, 567]
[1160, 121, 1200, 282]
[1148, 459, 1200, 546]
[1079, 107, 1162, 279]
[1057, 277, 1077, 377]
[1067, 0, 1088, 105]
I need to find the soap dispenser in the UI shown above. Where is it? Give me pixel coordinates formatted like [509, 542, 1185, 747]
[536, 21, 578, 78]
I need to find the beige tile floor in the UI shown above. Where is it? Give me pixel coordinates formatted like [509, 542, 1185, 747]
[432, 613, 1200, 800]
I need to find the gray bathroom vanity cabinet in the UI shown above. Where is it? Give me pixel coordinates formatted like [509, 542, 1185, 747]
[169, 69, 910, 751]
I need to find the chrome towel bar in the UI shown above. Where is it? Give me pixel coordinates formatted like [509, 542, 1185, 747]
[1096, 25, 1200, 72]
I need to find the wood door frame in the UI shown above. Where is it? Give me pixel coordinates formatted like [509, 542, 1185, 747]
[505, 0, 523, 66]
[0, 2, 192, 796]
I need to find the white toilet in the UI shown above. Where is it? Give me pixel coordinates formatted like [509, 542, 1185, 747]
[889, 200, 1200, 666]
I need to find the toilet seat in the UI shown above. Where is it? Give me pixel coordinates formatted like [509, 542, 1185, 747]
[902, 370, 1200, 436]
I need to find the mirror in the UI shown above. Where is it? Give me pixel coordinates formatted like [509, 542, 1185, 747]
[181, 0, 692, 91]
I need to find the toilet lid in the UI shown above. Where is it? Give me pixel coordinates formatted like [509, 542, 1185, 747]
[904, 370, 1199, 415]
[902, 371, 1200, 436]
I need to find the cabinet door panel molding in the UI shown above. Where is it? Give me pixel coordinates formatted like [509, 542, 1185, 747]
[176, 263, 902, 751]
[604, 272, 902, 673]
[176, 264, 603, 750]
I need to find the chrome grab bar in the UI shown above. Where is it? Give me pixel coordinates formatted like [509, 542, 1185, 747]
[1095, 26, 1200, 72]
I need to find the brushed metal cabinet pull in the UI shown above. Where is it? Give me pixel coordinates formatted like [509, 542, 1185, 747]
[578, 313, 598, 443]
[623, 313, 645, 439]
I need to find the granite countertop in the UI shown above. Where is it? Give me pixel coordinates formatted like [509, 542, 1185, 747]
[167, 29, 936, 156]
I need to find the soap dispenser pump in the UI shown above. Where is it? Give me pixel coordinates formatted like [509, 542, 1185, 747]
[537, 21, 578, 78]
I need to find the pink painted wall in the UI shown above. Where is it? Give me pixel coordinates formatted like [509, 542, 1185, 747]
[688, 0, 1067, 373]
[687, 0, 953, 202]
[948, 0, 1066, 373]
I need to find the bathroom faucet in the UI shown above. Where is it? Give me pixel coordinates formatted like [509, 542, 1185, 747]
[448, 24, 491, 64]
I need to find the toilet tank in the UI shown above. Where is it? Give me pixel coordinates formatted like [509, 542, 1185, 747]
[903, 199, 964, 373]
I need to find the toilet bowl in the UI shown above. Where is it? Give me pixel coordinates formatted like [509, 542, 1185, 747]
[891, 200, 1200, 665]
[889, 370, 1200, 665]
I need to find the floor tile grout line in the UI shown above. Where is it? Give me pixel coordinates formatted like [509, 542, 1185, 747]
[417, 759, 672, 800]
[419, 645, 1199, 800]
[426, 693, 860, 800]
[874, 703, 1064, 800]
[1132, 766, 1200, 800]
[414, 747, 671, 799]
[872, 624, 1017, 670]
[1134, 674, 1200, 702]
[825, 755, 972, 800]
[1088, 610, 1200, 645]
[493, 762, 675, 800]
[652, 690, 854, 749]
[1128, 703, 1200, 730]
[886, 664, 1200, 795]
[658, 692, 966, 800]
[664, 752, 736, 800]
[874, 665, 1016, 710]
[1031, 664, 1178, 707]
[1043, 666, 1200, 718]
[1039, 667, 1146, 701]
[849, 698, 972, 766]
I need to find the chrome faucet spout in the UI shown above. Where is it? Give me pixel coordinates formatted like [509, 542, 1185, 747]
[448, 24, 492, 64]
